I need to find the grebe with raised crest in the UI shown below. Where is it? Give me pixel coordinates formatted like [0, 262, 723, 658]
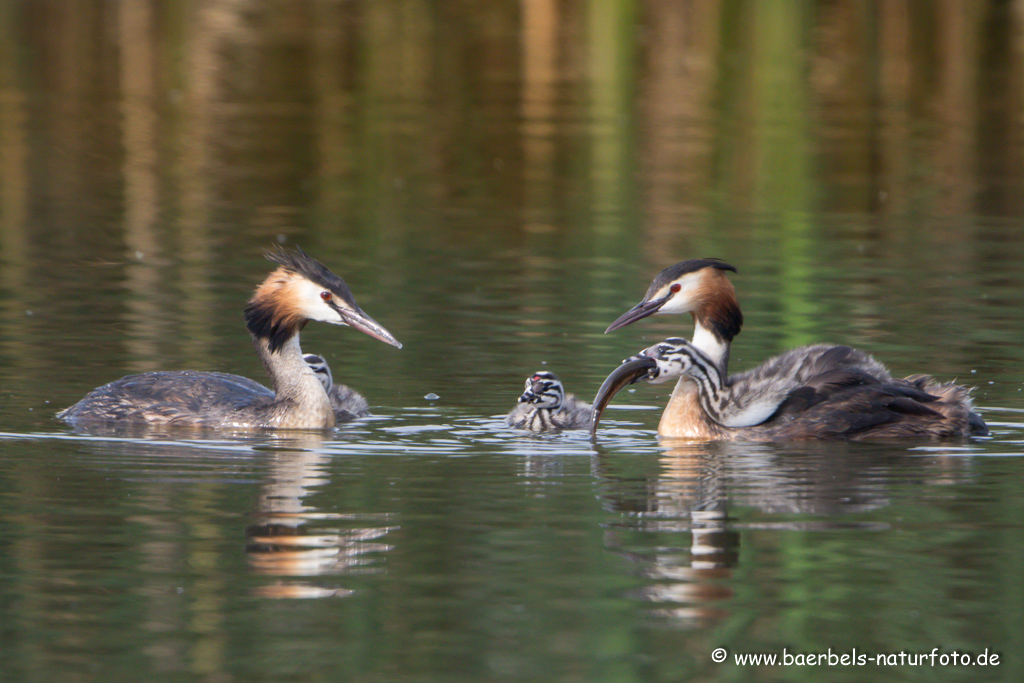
[58, 247, 400, 430]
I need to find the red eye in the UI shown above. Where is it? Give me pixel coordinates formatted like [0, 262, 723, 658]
[320, 291, 332, 302]
[670, 283, 681, 293]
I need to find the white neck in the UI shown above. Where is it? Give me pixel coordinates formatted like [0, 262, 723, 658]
[691, 320, 730, 375]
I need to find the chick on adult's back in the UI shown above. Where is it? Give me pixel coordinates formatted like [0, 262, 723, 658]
[302, 353, 371, 422]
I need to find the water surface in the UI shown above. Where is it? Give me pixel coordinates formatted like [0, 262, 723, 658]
[2, 2, 1024, 682]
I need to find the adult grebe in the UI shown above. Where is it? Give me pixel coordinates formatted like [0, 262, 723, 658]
[506, 371, 592, 432]
[591, 338, 986, 440]
[58, 247, 401, 429]
[600, 260, 987, 439]
[302, 353, 371, 422]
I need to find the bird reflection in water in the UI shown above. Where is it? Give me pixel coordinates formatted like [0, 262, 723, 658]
[592, 439, 974, 627]
[595, 441, 738, 627]
[245, 437, 397, 599]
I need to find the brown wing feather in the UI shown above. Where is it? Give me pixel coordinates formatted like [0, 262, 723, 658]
[58, 371, 274, 425]
[720, 345, 986, 439]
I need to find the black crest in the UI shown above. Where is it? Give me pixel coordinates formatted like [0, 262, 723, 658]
[264, 246, 357, 304]
[244, 246, 358, 353]
[648, 258, 737, 292]
[649, 258, 742, 342]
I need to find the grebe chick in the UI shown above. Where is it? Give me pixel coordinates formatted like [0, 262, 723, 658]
[303, 353, 370, 422]
[506, 371, 592, 432]
[58, 247, 401, 430]
[603, 260, 987, 439]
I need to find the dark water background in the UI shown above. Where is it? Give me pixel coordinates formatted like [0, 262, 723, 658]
[1, 2, 1023, 681]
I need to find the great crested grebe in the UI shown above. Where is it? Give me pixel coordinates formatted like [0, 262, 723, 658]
[599, 259, 987, 440]
[302, 353, 371, 422]
[591, 338, 986, 440]
[506, 371, 593, 432]
[58, 247, 401, 430]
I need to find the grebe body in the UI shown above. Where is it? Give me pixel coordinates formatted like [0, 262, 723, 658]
[592, 338, 985, 440]
[507, 371, 592, 432]
[58, 247, 400, 430]
[302, 353, 370, 422]
[600, 260, 987, 440]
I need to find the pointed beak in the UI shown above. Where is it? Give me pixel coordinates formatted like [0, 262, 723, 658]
[342, 307, 403, 349]
[589, 356, 657, 437]
[604, 294, 670, 333]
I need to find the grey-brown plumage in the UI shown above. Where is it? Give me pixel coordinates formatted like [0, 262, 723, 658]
[592, 338, 987, 440]
[57, 247, 401, 430]
[302, 353, 370, 422]
[506, 371, 592, 432]
[602, 260, 988, 440]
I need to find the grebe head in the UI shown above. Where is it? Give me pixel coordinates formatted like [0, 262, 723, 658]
[245, 247, 402, 353]
[518, 371, 565, 409]
[303, 353, 333, 392]
[604, 259, 741, 335]
[627, 338, 705, 384]
[590, 338, 717, 435]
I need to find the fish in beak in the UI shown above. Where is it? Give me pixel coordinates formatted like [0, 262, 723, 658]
[589, 356, 658, 436]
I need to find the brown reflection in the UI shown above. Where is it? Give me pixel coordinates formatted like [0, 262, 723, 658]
[638, 0, 719, 248]
[976, 0, 1024, 217]
[116, 0, 227, 373]
[594, 441, 737, 627]
[3, 0, 1024, 252]
[876, 0, 911, 216]
[119, 0, 167, 373]
[0, 0, 30, 381]
[932, 0, 978, 218]
[520, 0, 560, 234]
[175, 2, 246, 367]
[593, 438, 974, 627]
[311, 0, 356, 228]
[246, 441, 396, 599]
[587, 0, 636, 243]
